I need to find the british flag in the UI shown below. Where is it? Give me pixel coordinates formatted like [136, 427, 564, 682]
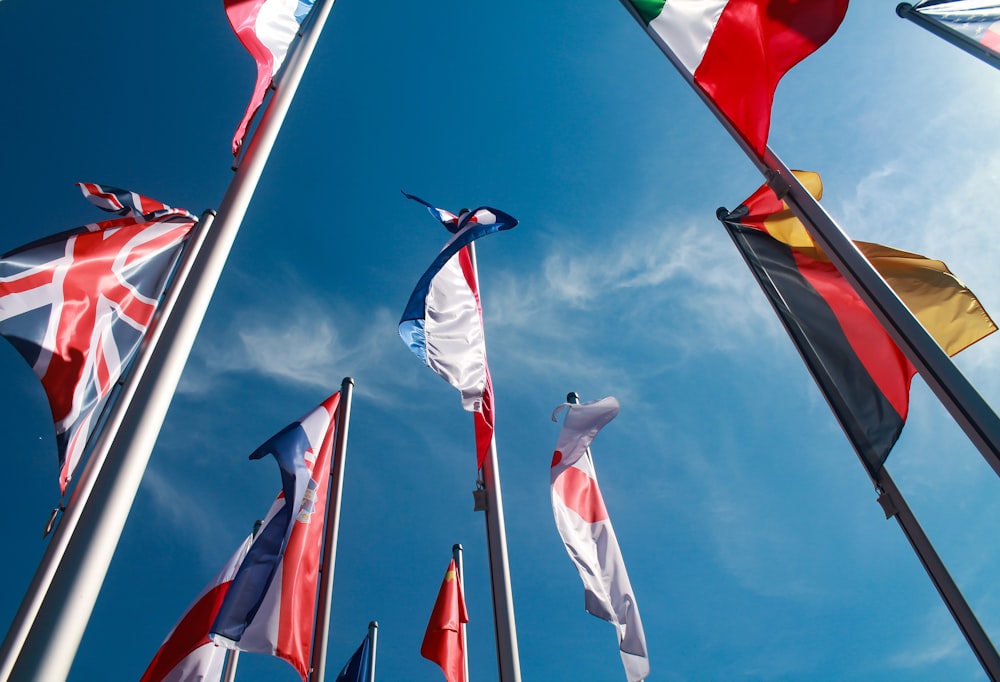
[0, 184, 198, 493]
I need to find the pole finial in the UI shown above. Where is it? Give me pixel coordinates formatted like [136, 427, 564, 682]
[566, 392, 581, 405]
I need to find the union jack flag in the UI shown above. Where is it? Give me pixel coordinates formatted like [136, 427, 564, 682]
[0, 184, 198, 493]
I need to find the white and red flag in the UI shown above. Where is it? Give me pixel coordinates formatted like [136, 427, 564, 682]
[623, 0, 848, 155]
[0, 184, 197, 493]
[225, 0, 317, 155]
[550, 396, 649, 682]
[209, 392, 341, 680]
[140, 534, 254, 682]
[398, 194, 517, 469]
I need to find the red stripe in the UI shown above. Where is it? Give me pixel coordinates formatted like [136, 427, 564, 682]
[140, 582, 232, 682]
[553, 465, 609, 523]
[693, 0, 847, 154]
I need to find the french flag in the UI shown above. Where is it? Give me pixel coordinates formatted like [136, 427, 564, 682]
[398, 195, 517, 469]
[550, 396, 649, 682]
[211, 392, 341, 679]
[140, 534, 253, 682]
[224, 0, 316, 155]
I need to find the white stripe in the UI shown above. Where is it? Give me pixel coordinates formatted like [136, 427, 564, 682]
[255, 0, 305, 75]
[648, 0, 729, 73]
[424, 252, 487, 412]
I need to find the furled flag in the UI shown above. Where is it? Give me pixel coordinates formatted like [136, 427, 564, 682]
[718, 171, 996, 475]
[901, 1, 1000, 62]
[225, 0, 317, 155]
[622, 0, 848, 155]
[140, 533, 254, 682]
[398, 194, 517, 469]
[209, 392, 341, 680]
[334, 631, 372, 682]
[0, 183, 197, 493]
[421, 558, 469, 682]
[550, 396, 649, 682]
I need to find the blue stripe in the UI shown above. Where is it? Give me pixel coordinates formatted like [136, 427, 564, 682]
[398, 207, 518, 330]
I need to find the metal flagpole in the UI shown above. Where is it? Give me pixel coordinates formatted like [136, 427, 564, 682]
[366, 621, 378, 682]
[310, 377, 355, 682]
[896, 3, 1000, 72]
[876, 470, 1000, 681]
[467, 242, 522, 682]
[9, 1, 339, 678]
[452, 543, 469, 682]
[617, 0, 1000, 479]
[723, 220, 1000, 681]
[0, 209, 214, 681]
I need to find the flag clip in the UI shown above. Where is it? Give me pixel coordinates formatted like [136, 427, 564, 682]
[875, 488, 897, 520]
[472, 484, 487, 512]
[765, 169, 791, 201]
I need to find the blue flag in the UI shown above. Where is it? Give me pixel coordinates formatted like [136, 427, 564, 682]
[335, 633, 371, 682]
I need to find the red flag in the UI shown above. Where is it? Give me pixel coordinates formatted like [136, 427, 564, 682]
[420, 559, 469, 682]
[625, 0, 848, 155]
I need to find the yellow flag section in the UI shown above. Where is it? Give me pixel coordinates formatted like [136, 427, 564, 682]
[749, 171, 997, 356]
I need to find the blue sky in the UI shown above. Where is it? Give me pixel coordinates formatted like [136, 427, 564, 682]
[1, 1, 1000, 680]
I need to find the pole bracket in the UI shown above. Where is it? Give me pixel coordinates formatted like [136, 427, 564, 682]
[876, 487, 897, 520]
[472, 479, 487, 512]
[764, 169, 791, 200]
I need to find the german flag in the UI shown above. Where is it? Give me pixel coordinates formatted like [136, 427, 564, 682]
[719, 172, 996, 475]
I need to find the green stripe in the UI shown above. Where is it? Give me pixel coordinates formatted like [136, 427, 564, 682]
[628, 0, 665, 25]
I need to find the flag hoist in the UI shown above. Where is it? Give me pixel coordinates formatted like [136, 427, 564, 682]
[399, 194, 521, 682]
[617, 0, 1000, 492]
[5, 0, 340, 678]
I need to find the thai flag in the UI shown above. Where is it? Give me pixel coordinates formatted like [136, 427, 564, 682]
[140, 534, 254, 682]
[0, 184, 196, 493]
[225, 0, 317, 155]
[550, 397, 649, 682]
[209, 392, 341, 680]
[398, 194, 517, 468]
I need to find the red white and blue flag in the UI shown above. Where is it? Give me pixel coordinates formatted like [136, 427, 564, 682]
[909, 1, 1000, 53]
[210, 392, 341, 680]
[0, 184, 197, 493]
[140, 533, 254, 682]
[398, 194, 517, 469]
[550, 397, 649, 682]
[225, 0, 317, 155]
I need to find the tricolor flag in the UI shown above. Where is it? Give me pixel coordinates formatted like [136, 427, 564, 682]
[225, 0, 317, 155]
[550, 397, 649, 682]
[622, 0, 848, 155]
[0, 184, 197, 492]
[719, 171, 996, 474]
[902, 1, 1000, 60]
[209, 392, 341, 680]
[420, 558, 469, 682]
[140, 534, 254, 682]
[398, 194, 517, 469]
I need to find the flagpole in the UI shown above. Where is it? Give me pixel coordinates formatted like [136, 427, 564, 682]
[366, 621, 378, 682]
[0, 209, 214, 682]
[723, 221, 1000, 681]
[8, 1, 339, 677]
[467, 242, 522, 682]
[310, 376, 355, 682]
[896, 3, 1000, 72]
[453, 543, 469, 682]
[876, 470, 1000, 680]
[617, 0, 1000, 479]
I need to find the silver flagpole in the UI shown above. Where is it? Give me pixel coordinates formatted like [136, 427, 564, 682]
[310, 377, 355, 682]
[9, 1, 339, 677]
[467, 242, 522, 682]
[618, 0, 1000, 478]
[452, 543, 469, 682]
[0, 209, 214, 681]
[896, 3, 1000, 72]
[366, 621, 378, 682]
